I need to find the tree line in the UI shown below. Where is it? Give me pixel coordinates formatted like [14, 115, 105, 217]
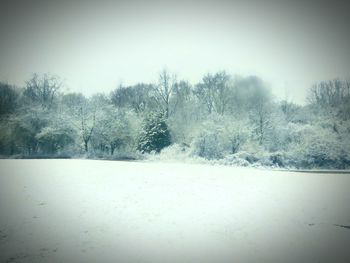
[0, 71, 349, 168]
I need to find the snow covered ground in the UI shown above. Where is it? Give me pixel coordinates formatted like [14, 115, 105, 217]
[0, 159, 349, 263]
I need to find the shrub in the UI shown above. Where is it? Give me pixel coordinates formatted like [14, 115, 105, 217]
[269, 152, 285, 167]
[190, 117, 227, 159]
[217, 154, 250, 167]
[288, 124, 350, 169]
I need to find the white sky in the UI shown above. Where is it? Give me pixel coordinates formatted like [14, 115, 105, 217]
[1, 0, 350, 104]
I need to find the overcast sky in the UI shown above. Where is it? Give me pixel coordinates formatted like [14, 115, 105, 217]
[1, 0, 349, 104]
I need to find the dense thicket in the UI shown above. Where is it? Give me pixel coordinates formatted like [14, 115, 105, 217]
[0, 72, 349, 169]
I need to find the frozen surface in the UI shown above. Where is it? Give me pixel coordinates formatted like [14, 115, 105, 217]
[0, 159, 350, 263]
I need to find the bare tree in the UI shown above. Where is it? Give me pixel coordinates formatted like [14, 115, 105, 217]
[171, 80, 192, 114]
[280, 100, 300, 122]
[80, 104, 96, 153]
[153, 69, 177, 118]
[308, 79, 350, 120]
[24, 73, 62, 109]
[241, 77, 273, 145]
[252, 100, 271, 145]
[195, 71, 231, 115]
[62, 93, 96, 152]
[111, 83, 155, 114]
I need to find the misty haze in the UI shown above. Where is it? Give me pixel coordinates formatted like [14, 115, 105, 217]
[0, 0, 350, 262]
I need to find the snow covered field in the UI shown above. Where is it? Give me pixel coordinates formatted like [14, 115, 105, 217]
[0, 159, 349, 263]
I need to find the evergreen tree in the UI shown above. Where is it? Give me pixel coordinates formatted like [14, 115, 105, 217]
[137, 113, 171, 153]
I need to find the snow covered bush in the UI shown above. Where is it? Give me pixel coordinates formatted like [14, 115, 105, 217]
[188, 114, 251, 160]
[222, 116, 251, 154]
[92, 106, 134, 155]
[215, 154, 250, 167]
[145, 143, 206, 164]
[190, 116, 227, 159]
[288, 124, 350, 168]
[233, 151, 259, 164]
[191, 130, 224, 159]
[268, 152, 287, 167]
[9, 106, 49, 155]
[157, 143, 189, 160]
[36, 126, 75, 154]
[137, 113, 171, 153]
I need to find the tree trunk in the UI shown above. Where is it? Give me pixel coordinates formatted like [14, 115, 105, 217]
[84, 141, 88, 152]
[10, 140, 15, 155]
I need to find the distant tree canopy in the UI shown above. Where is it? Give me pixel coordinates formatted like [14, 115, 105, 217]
[24, 74, 62, 109]
[111, 83, 156, 114]
[308, 79, 350, 120]
[0, 71, 349, 168]
[194, 71, 231, 115]
[0, 82, 19, 115]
